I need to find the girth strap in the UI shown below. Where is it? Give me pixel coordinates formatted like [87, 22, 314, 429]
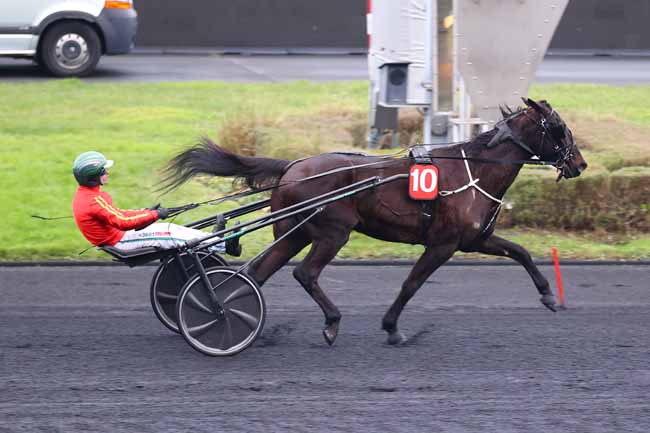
[411, 147, 436, 242]
[419, 201, 434, 242]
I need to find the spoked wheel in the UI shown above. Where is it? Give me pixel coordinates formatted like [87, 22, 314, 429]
[176, 267, 266, 357]
[150, 252, 228, 333]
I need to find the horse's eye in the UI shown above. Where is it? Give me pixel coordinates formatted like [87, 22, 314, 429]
[550, 125, 565, 139]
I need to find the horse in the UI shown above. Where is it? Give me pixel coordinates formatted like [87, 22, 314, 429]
[164, 98, 587, 346]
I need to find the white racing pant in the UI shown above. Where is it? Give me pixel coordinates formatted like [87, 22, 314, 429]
[115, 223, 225, 253]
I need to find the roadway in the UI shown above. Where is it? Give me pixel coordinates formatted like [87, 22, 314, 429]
[0, 54, 649, 84]
[1, 264, 649, 432]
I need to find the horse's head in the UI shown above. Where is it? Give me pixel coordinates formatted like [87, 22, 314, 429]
[508, 98, 588, 180]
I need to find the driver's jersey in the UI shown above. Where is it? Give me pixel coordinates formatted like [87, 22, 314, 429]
[72, 185, 158, 246]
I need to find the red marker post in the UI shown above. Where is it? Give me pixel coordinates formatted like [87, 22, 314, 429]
[551, 247, 566, 309]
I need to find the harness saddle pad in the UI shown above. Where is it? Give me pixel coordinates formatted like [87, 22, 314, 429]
[409, 145, 436, 164]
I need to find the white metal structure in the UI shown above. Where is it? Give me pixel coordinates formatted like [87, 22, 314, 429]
[367, 0, 435, 145]
[367, 0, 569, 144]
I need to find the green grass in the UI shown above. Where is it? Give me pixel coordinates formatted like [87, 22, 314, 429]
[528, 84, 650, 125]
[0, 80, 648, 261]
[340, 229, 650, 261]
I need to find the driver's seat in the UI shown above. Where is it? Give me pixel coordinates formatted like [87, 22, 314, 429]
[99, 245, 172, 267]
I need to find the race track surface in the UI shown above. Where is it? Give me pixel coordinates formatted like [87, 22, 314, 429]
[1, 264, 649, 432]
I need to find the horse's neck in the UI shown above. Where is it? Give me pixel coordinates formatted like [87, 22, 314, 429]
[466, 142, 530, 199]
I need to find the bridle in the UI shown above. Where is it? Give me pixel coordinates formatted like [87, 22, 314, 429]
[499, 107, 576, 179]
[538, 113, 575, 178]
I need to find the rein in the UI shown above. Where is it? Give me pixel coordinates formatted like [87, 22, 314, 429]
[170, 140, 555, 211]
[35, 113, 567, 221]
[143, 135, 560, 213]
[412, 150, 555, 166]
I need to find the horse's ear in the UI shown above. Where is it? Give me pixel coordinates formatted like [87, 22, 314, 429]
[499, 104, 510, 119]
[522, 97, 544, 113]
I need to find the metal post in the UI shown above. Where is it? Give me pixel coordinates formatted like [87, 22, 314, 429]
[462, 78, 472, 140]
[459, 76, 466, 141]
[423, 0, 434, 145]
[452, 0, 472, 143]
[432, 0, 439, 115]
[452, 0, 459, 142]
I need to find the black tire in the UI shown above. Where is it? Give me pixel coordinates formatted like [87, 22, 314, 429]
[150, 252, 228, 333]
[39, 21, 101, 77]
[176, 267, 266, 357]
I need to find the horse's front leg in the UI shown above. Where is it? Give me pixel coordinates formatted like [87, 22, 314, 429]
[467, 234, 557, 311]
[382, 242, 457, 345]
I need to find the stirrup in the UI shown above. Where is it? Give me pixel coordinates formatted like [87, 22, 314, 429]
[225, 221, 242, 257]
[213, 214, 226, 233]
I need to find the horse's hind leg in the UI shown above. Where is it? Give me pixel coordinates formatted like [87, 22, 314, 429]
[247, 236, 309, 286]
[468, 234, 557, 311]
[382, 243, 457, 345]
[248, 220, 310, 286]
[292, 230, 350, 346]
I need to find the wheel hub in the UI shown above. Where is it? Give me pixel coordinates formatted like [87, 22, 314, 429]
[54, 33, 89, 69]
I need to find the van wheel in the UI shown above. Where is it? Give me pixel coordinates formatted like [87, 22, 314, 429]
[39, 22, 101, 77]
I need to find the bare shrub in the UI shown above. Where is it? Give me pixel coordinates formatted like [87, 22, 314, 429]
[398, 108, 423, 136]
[347, 120, 368, 147]
[499, 167, 650, 232]
[219, 114, 271, 156]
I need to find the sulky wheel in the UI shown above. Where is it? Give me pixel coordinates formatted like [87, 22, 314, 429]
[176, 267, 266, 356]
[150, 252, 228, 333]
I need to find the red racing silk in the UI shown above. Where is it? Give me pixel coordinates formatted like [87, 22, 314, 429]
[72, 185, 159, 246]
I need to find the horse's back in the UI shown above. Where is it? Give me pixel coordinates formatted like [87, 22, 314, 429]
[271, 152, 385, 216]
[280, 152, 376, 181]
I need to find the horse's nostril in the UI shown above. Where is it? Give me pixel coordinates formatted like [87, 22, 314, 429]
[579, 162, 588, 172]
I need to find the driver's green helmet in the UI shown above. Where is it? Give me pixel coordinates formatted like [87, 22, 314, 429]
[73, 151, 114, 186]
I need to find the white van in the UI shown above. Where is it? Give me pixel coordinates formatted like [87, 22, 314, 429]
[0, 0, 137, 77]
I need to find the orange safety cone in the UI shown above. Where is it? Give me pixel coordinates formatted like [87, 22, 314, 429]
[551, 247, 566, 310]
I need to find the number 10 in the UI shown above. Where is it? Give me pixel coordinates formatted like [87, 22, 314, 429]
[410, 167, 438, 192]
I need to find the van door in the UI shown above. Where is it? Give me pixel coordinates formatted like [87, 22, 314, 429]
[0, 0, 57, 52]
[0, 0, 59, 27]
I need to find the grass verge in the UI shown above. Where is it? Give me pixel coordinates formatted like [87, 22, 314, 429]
[0, 81, 648, 261]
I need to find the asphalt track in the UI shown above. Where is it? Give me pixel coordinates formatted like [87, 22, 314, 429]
[1, 264, 649, 432]
[1, 54, 650, 84]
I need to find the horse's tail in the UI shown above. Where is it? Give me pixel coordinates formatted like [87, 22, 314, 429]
[162, 137, 290, 191]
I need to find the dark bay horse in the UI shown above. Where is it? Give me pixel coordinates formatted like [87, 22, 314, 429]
[164, 98, 587, 346]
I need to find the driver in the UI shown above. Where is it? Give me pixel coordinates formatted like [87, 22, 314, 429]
[71, 151, 224, 252]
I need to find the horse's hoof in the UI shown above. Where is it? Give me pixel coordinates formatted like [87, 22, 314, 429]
[386, 331, 407, 346]
[323, 322, 339, 346]
[540, 294, 557, 312]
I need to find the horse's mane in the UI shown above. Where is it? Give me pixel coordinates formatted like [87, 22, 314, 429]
[462, 104, 526, 153]
[472, 129, 499, 148]
[456, 128, 500, 156]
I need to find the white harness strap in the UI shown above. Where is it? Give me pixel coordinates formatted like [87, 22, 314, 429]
[439, 149, 504, 205]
